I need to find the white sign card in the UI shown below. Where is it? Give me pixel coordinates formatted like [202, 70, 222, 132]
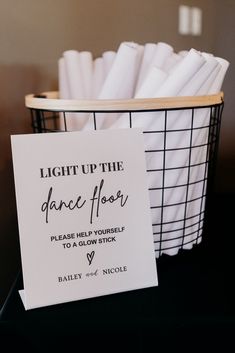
[11, 128, 158, 310]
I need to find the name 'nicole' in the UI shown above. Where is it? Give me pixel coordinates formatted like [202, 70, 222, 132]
[41, 179, 128, 224]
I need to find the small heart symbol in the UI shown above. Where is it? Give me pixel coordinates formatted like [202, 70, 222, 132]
[87, 251, 95, 265]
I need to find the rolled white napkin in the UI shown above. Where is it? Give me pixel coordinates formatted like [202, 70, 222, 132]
[179, 55, 220, 96]
[135, 42, 173, 96]
[102, 51, 116, 77]
[153, 48, 206, 98]
[197, 57, 229, 95]
[207, 57, 229, 93]
[80, 51, 93, 99]
[178, 50, 188, 57]
[110, 67, 168, 130]
[135, 44, 145, 78]
[201, 52, 214, 59]
[150, 42, 174, 70]
[63, 50, 87, 129]
[197, 65, 221, 95]
[163, 53, 182, 73]
[135, 67, 168, 98]
[58, 57, 70, 99]
[135, 43, 157, 93]
[83, 41, 140, 130]
[63, 50, 84, 99]
[92, 57, 104, 99]
[59, 57, 83, 130]
[99, 42, 139, 100]
[58, 57, 73, 130]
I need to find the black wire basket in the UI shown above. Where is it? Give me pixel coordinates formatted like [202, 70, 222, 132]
[25, 91, 224, 258]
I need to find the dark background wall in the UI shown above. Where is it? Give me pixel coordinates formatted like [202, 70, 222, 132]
[0, 0, 234, 307]
[213, 0, 235, 191]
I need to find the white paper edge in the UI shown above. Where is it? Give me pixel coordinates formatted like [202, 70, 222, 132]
[19, 289, 27, 310]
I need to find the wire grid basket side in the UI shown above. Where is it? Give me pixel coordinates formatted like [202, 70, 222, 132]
[26, 93, 224, 257]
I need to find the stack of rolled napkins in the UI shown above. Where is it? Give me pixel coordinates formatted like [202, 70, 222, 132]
[58, 41, 229, 257]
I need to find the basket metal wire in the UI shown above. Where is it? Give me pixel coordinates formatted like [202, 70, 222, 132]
[26, 92, 224, 257]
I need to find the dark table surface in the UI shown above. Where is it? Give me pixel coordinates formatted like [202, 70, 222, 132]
[0, 193, 234, 352]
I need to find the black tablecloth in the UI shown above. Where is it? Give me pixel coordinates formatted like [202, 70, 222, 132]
[0, 194, 234, 352]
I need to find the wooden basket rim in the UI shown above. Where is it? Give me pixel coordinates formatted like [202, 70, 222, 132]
[25, 91, 224, 112]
